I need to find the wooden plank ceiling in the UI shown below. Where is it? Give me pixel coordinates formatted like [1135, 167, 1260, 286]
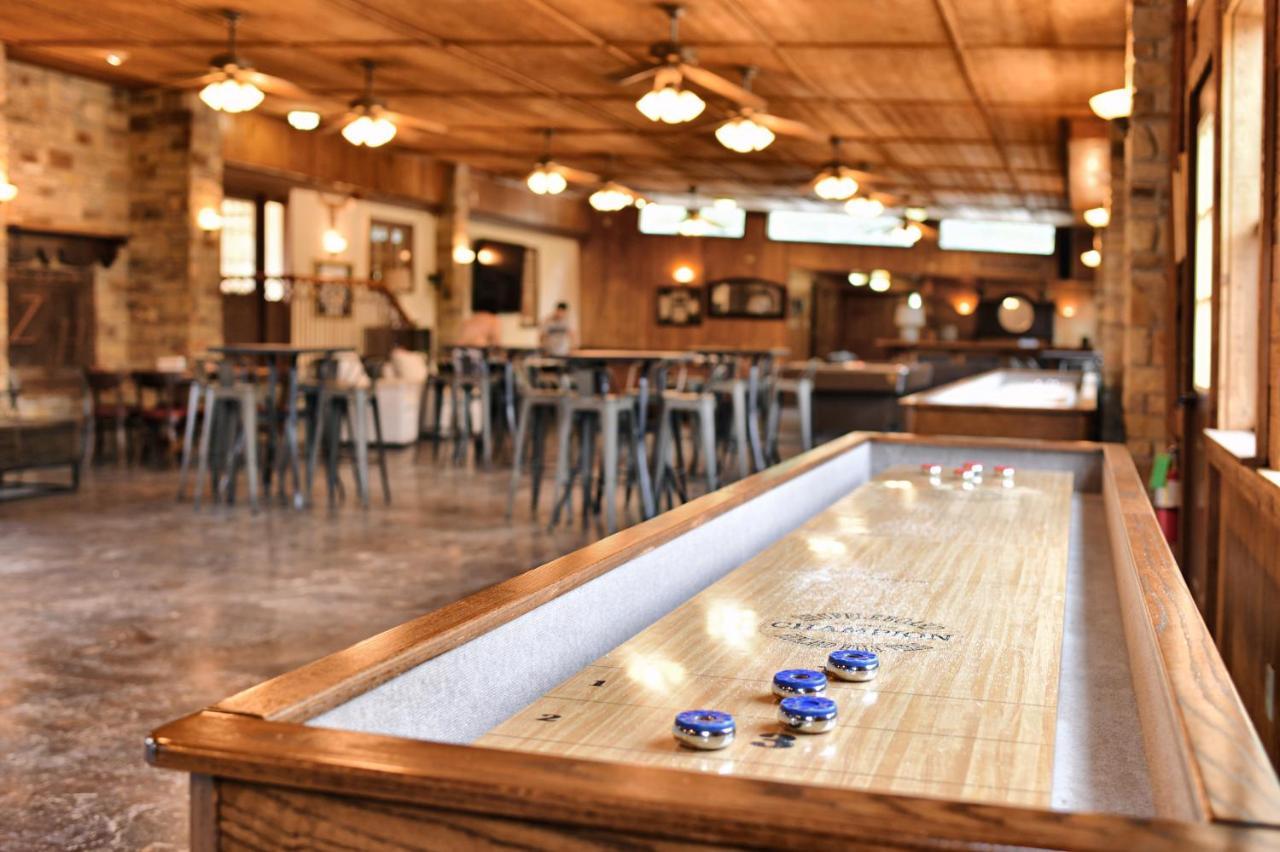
[0, 0, 1124, 219]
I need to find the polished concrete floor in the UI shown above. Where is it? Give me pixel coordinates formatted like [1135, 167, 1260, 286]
[0, 449, 601, 850]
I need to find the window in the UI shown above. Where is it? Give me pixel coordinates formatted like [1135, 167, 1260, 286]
[220, 198, 286, 300]
[638, 203, 745, 238]
[765, 210, 913, 247]
[1192, 110, 1215, 393]
[1216, 0, 1264, 427]
[937, 219, 1056, 256]
[219, 197, 256, 295]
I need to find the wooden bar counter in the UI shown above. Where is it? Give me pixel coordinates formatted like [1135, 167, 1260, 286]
[784, 360, 935, 438]
[146, 434, 1280, 849]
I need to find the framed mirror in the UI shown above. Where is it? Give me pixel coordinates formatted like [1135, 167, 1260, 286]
[706, 277, 787, 319]
[996, 294, 1035, 334]
[369, 220, 415, 293]
[656, 287, 703, 326]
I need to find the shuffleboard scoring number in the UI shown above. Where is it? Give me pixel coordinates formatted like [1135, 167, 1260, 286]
[751, 732, 796, 749]
[537, 713, 561, 722]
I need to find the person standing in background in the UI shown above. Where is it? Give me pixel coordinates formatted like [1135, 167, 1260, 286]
[540, 301, 575, 356]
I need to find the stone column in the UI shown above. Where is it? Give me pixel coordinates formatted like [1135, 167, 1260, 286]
[126, 89, 223, 366]
[1096, 122, 1128, 440]
[433, 163, 472, 351]
[1120, 0, 1176, 472]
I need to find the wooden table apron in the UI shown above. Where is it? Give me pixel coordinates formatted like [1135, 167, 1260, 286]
[146, 433, 1280, 849]
[208, 344, 353, 508]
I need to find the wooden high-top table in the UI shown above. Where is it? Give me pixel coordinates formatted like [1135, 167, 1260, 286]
[147, 434, 1280, 849]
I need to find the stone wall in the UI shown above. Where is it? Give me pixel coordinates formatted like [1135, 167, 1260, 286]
[3, 60, 132, 370]
[125, 88, 222, 366]
[1120, 0, 1176, 472]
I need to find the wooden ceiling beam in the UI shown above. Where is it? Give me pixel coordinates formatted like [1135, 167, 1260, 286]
[929, 0, 1037, 208]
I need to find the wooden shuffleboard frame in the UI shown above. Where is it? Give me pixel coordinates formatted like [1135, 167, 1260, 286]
[147, 434, 1280, 850]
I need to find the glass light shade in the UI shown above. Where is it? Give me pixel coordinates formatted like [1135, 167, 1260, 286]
[904, 206, 928, 223]
[322, 227, 348, 254]
[847, 271, 868, 287]
[844, 197, 884, 219]
[527, 165, 567, 196]
[713, 197, 738, 211]
[1002, 296, 1021, 311]
[196, 207, 223, 231]
[907, 292, 923, 310]
[0, 177, 19, 203]
[1081, 248, 1102, 268]
[1061, 304, 1078, 318]
[1089, 88, 1132, 121]
[452, 243, 476, 264]
[476, 246, 500, 265]
[636, 83, 704, 124]
[589, 183, 634, 212]
[672, 265, 696, 283]
[869, 269, 891, 292]
[287, 110, 321, 131]
[954, 298, 975, 316]
[812, 167, 859, 201]
[1083, 206, 1111, 228]
[715, 116, 775, 153]
[677, 210, 712, 237]
[199, 75, 264, 113]
[342, 114, 397, 147]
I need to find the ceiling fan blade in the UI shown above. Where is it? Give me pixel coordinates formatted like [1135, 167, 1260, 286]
[678, 63, 766, 110]
[382, 109, 448, 136]
[754, 113, 827, 144]
[614, 64, 660, 87]
[169, 72, 221, 89]
[244, 70, 314, 102]
[551, 162, 601, 185]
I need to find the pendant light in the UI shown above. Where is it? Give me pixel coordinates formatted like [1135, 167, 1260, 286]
[197, 12, 265, 114]
[1088, 88, 1132, 121]
[634, 9, 705, 124]
[342, 60, 397, 148]
[527, 129, 568, 196]
[714, 68, 773, 152]
[677, 186, 713, 237]
[589, 182, 635, 212]
[812, 137, 859, 201]
[844, 197, 884, 219]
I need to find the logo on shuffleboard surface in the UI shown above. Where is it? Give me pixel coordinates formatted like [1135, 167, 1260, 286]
[761, 612, 955, 653]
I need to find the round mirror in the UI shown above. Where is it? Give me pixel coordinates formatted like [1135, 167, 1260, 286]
[997, 295, 1034, 334]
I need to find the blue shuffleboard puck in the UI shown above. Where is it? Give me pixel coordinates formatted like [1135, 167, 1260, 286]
[772, 668, 828, 698]
[673, 710, 735, 750]
[778, 695, 839, 734]
[825, 649, 880, 682]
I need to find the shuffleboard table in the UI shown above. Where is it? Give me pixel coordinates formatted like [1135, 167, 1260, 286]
[147, 433, 1280, 849]
[901, 368, 1099, 441]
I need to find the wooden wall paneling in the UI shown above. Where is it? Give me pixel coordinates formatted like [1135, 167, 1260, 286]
[470, 172, 592, 237]
[221, 113, 448, 209]
[1206, 436, 1280, 767]
[578, 209, 1081, 352]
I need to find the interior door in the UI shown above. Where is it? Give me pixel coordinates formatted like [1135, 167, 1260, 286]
[1181, 76, 1218, 618]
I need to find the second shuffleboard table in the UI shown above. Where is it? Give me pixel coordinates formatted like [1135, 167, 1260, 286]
[147, 433, 1280, 850]
[901, 368, 1099, 441]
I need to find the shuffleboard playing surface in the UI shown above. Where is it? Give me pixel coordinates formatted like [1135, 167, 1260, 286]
[477, 465, 1074, 807]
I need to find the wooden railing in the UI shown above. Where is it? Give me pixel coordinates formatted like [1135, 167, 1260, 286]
[220, 273, 417, 351]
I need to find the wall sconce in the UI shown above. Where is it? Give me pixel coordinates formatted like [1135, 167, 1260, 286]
[196, 206, 223, 232]
[321, 196, 349, 255]
[1061, 303, 1078, 319]
[672, 264, 696, 284]
[847, 271, 868, 287]
[452, 242, 476, 265]
[954, 297, 976, 316]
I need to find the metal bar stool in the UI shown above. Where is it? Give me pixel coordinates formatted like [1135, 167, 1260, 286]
[548, 368, 638, 534]
[506, 357, 565, 519]
[192, 359, 260, 511]
[652, 361, 726, 508]
[765, 359, 817, 463]
[449, 348, 492, 465]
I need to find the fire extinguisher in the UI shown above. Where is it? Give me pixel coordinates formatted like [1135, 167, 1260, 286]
[1152, 457, 1180, 546]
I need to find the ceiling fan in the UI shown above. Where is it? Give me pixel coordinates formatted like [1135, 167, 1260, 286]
[524, 129, 624, 198]
[714, 67, 826, 152]
[617, 4, 767, 124]
[174, 9, 312, 113]
[323, 60, 448, 148]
